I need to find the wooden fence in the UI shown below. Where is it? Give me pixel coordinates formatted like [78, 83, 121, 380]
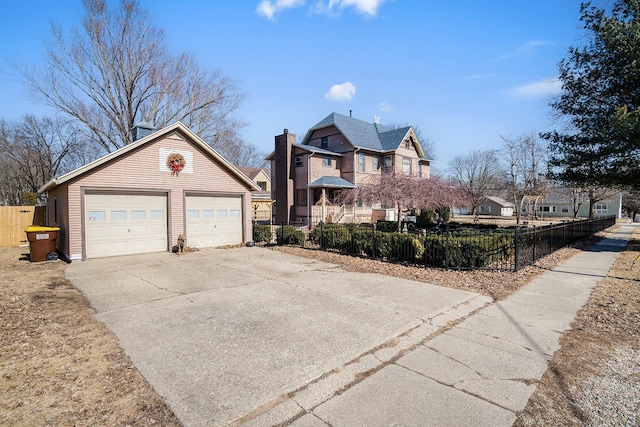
[0, 206, 39, 247]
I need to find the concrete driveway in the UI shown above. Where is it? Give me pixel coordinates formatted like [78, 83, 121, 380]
[66, 247, 489, 426]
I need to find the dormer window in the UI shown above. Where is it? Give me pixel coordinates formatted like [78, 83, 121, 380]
[404, 140, 410, 149]
[321, 136, 328, 149]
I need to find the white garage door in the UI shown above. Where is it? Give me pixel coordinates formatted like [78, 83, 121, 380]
[85, 193, 168, 258]
[186, 195, 243, 247]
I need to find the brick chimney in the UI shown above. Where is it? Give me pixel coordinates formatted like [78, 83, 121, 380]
[273, 129, 295, 224]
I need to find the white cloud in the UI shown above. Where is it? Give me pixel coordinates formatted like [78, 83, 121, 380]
[256, 0, 305, 20]
[462, 74, 492, 81]
[324, 82, 356, 102]
[312, 0, 385, 17]
[507, 78, 562, 99]
[496, 40, 554, 61]
[378, 101, 392, 112]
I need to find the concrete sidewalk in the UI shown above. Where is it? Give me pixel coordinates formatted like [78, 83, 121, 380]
[248, 223, 636, 426]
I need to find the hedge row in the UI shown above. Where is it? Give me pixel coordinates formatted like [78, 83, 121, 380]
[309, 223, 514, 269]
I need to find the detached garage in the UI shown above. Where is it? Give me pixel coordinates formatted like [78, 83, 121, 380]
[39, 122, 259, 260]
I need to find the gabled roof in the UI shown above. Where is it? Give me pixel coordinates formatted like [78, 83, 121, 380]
[482, 196, 515, 208]
[308, 176, 356, 189]
[39, 122, 260, 193]
[301, 112, 426, 157]
[237, 166, 270, 181]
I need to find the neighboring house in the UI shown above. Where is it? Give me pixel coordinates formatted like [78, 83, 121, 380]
[238, 167, 273, 223]
[478, 196, 515, 217]
[525, 187, 622, 218]
[267, 112, 431, 225]
[38, 122, 259, 260]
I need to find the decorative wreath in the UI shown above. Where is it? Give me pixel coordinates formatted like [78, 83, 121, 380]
[166, 153, 186, 176]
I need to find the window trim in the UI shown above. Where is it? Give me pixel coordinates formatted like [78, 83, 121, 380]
[358, 153, 365, 172]
[402, 157, 411, 174]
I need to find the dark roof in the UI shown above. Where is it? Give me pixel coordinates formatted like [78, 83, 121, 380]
[308, 176, 356, 189]
[301, 112, 424, 156]
[237, 166, 270, 181]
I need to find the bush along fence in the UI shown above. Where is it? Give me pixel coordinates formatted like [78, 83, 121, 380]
[252, 215, 617, 271]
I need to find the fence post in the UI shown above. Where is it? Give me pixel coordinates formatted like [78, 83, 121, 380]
[514, 227, 519, 272]
[320, 221, 325, 250]
[445, 230, 450, 269]
[280, 221, 284, 245]
[532, 225, 537, 263]
[372, 223, 377, 258]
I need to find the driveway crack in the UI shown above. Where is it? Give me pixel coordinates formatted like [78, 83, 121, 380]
[127, 273, 186, 295]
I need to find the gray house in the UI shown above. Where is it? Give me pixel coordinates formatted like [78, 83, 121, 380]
[478, 197, 515, 216]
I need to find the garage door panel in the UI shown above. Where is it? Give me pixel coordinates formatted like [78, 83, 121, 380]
[186, 195, 243, 248]
[85, 193, 168, 258]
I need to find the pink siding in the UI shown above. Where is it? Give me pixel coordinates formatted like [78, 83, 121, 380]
[52, 131, 252, 259]
[46, 185, 70, 256]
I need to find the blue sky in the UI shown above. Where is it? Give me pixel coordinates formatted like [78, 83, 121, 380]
[0, 0, 594, 173]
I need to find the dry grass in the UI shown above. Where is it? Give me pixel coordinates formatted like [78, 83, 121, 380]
[0, 247, 179, 426]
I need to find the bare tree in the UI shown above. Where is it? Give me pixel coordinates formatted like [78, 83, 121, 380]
[622, 190, 640, 221]
[500, 134, 549, 223]
[449, 150, 503, 215]
[0, 116, 86, 205]
[568, 187, 589, 218]
[17, 0, 246, 154]
[585, 186, 620, 219]
[219, 139, 267, 168]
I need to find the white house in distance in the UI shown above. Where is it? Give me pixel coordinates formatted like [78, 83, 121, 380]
[38, 122, 259, 260]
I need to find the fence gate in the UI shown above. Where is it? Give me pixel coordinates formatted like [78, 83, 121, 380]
[0, 206, 36, 247]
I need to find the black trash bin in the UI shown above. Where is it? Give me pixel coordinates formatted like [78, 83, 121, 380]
[25, 226, 60, 262]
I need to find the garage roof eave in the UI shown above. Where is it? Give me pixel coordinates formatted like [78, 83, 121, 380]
[40, 121, 260, 193]
[38, 178, 57, 194]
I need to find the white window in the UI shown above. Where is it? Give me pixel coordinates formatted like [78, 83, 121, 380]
[188, 210, 199, 219]
[88, 211, 105, 221]
[217, 210, 228, 218]
[358, 153, 365, 172]
[372, 157, 380, 170]
[150, 210, 164, 220]
[561, 206, 569, 213]
[131, 211, 146, 220]
[111, 211, 126, 220]
[594, 203, 608, 214]
[203, 210, 214, 218]
[402, 157, 411, 174]
[384, 155, 392, 170]
[322, 157, 331, 167]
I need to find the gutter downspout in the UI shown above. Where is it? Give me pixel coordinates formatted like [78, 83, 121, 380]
[353, 149, 359, 222]
[307, 152, 314, 226]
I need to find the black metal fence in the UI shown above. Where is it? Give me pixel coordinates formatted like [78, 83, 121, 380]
[253, 215, 617, 271]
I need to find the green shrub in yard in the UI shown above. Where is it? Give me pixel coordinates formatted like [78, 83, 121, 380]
[393, 234, 424, 262]
[310, 224, 351, 249]
[253, 224, 273, 243]
[276, 225, 305, 246]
